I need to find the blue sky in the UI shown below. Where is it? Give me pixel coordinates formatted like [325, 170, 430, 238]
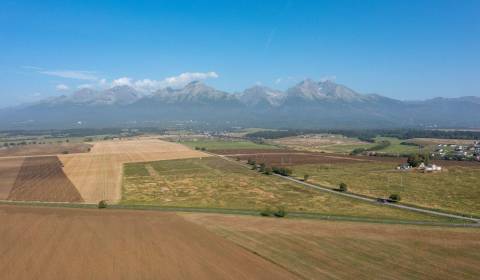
[0, 0, 479, 107]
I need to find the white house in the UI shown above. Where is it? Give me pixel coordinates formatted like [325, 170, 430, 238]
[425, 164, 442, 172]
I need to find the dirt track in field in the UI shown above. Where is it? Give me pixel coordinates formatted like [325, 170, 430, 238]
[59, 139, 208, 203]
[0, 205, 297, 280]
[0, 158, 24, 199]
[8, 156, 83, 202]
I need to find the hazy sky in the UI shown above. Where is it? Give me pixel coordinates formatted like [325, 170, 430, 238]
[1, 0, 479, 107]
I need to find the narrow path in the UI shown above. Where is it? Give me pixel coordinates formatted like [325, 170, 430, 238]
[210, 152, 480, 224]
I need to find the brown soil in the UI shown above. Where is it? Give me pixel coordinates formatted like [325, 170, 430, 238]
[211, 149, 479, 167]
[0, 205, 298, 280]
[7, 156, 83, 202]
[0, 158, 24, 199]
[0, 143, 92, 157]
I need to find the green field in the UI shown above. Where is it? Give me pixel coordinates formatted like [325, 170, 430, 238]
[179, 139, 277, 150]
[373, 137, 424, 154]
[292, 162, 480, 216]
[121, 157, 461, 223]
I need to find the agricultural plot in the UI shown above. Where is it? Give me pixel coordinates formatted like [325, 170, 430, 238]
[7, 156, 83, 202]
[179, 139, 277, 150]
[184, 213, 480, 280]
[59, 139, 207, 203]
[0, 158, 24, 199]
[122, 157, 459, 223]
[292, 162, 480, 216]
[0, 205, 297, 280]
[271, 134, 374, 153]
[0, 143, 91, 157]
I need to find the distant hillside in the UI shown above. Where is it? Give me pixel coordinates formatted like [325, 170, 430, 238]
[1, 79, 479, 129]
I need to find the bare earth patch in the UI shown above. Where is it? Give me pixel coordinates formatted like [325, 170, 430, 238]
[0, 158, 24, 199]
[8, 156, 83, 202]
[0, 205, 297, 280]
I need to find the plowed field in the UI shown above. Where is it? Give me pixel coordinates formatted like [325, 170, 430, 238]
[7, 156, 83, 202]
[0, 158, 24, 199]
[0, 205, 297, 280]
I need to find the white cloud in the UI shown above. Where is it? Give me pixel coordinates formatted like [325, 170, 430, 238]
[111, 77, 132, 87]
[77, 84, 93, 89]
[162, 72, 219, 88]
[55, 84, 69, 91]
[106, 71, 219, 92]
[40, 70, 98, 81]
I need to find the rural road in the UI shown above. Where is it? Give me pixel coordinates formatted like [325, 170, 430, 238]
[211, 153, 480, 224]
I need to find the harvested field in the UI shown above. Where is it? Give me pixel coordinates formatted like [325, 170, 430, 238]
[7, 156, 83, 202]
[0, 205, 297, 280]
[59, 139, 207, 203]
[184, 213, 480, 280]
[271, 133, 373, 153]
[0, 143, 91, 157]
[0, 158, 24, 199]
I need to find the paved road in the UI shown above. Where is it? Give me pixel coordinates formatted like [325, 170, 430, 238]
[212, 153, 480, 224]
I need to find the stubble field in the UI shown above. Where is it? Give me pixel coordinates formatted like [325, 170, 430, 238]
[183, 213, 480, 280]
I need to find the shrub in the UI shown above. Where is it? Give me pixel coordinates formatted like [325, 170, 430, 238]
[98, 200, 108, 209]
[200, 147, 207, 151]
[260, 207, 273, 217]
[259, 163, 266, 172]
[274, 207, 286, 218]
[389, 194, 401, 202]
[303, 174, 310, 182]
[264, 167, 272, 175]
[339, 183, 347, 192]
[272, 166, 292, 176]
[194, 146, 200, 150]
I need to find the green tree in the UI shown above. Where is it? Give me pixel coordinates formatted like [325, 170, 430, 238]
[339, 183, 348, 192]
[303, 174, 310, 182]
[389, 194, 401, 202]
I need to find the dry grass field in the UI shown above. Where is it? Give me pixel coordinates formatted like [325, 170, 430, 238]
[292, 162, 480, 216]
[8, 156, 83, 202]
[122, 157, 459, 223]
[59, 138, 207, 203]
[183, 213, 480, 280]
[0, 205, 297, 280]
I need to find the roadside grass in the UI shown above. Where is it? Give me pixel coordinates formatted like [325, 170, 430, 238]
[121, 157, 461, 223]
[184, 213, 480, 280]
[179, 139, 277, 150]
[292, 162, 480, 216]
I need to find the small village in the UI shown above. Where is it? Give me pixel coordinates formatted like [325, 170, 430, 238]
[431, 140, 480, 162]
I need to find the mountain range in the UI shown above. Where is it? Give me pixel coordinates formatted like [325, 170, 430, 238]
[1, 79, 479, 129]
